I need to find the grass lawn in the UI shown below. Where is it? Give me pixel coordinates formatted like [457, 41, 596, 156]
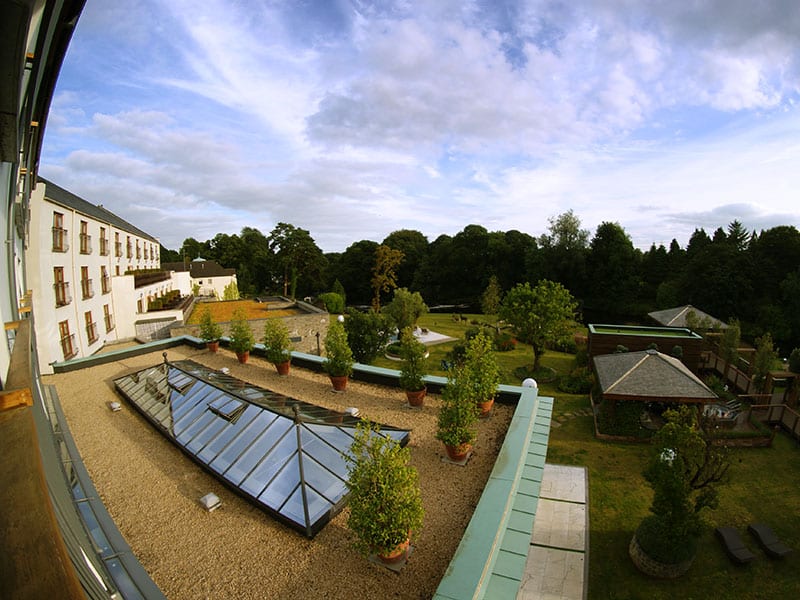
[370, 313, 800, 598]
[185, 300, 302, 324]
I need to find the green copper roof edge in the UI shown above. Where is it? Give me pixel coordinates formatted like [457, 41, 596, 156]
[434, 387, 552, 600]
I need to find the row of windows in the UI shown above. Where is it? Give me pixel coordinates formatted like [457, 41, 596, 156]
[54, 266, 114, 306]
[58, 306, 114, 360]
[52, 211, 159, 261]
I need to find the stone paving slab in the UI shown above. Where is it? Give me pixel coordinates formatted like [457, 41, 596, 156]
[517, 464, 588, 600]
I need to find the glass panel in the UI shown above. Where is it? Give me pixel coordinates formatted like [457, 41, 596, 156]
[300, 446, 348, 497]
[279, 485, 330, 528]
[197, 405, 261, 463]
[176, 410, 217, 445]
[226, 418, 293, 487]
[258, 455, 300, 511]
[185, 417, 229, 455]
[76, 501, 113, 558]
[172, 385, 218, 421]
[173, 397, 218, 436]
[209, 411, 278, 475]
[208, 397, 244, 420]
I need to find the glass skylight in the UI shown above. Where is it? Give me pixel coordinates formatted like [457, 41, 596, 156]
[114, 359, 409, 537]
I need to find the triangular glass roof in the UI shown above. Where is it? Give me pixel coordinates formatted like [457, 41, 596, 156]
[113, 359, 410, 537]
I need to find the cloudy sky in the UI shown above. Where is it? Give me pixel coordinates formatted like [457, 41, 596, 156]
[41, 0, 800, 253]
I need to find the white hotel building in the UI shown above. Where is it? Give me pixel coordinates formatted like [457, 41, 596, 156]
[26, 177, 190, 373]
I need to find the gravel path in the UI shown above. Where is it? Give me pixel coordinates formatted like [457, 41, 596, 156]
[45, 345, 513, 600]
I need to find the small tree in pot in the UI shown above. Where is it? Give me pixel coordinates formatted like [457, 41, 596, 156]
[198, 306, 222, 352]
[345, 421, 424, 564]
[323, 319, 354, 391]
[228, 309, 255, 364]
[263, 318, 292, 375]
[436, 364, 479, 461]
[398, 327, 428, 406]
[464, 331, 499, 417]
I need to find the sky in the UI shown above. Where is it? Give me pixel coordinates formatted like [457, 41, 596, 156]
[41, 0, 800, 253]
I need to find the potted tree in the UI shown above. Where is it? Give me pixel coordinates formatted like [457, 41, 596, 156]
[630, 406, 729, 578]
[228, 308, 255, 364]
[398, 327, 428, 407]
[436, 365, 479, 461]
[464, 332, 500, 417]
[198, 306, 222, 352]
[345, 421, 424, 565]
[323, 320, 354, 391]
[263, 318, 292, 375]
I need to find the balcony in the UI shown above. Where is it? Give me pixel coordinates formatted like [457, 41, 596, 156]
[99, 238, 109, 256]
[115, 242, 122, 257]
[81, 279, 94, 300]
[104, 314, 115, 332]
[101, 275, 111, 294]
[86, 321, 98, 344]
[52, 227, 69, 252]
[136, 248, 141, 259]
[79, 233, 92, 255]
[54, 282, 71, 307]
[60, 333, 77, 359]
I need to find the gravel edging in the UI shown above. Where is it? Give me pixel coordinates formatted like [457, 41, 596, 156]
[45, 345, 513, 600]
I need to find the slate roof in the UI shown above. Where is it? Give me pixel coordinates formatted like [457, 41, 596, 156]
[648, 305, 727, 329]
[162, 260, 236, 278]
[593, 349, 717, 402]
[39, 177, 158, 242]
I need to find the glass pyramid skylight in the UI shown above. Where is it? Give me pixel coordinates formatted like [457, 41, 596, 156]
[114, 359, 410, 537]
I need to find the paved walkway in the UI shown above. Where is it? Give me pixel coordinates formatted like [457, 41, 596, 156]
[518, 464, 588, 600]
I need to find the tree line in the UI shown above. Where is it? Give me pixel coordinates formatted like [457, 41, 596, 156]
[160, 212, 800, 355]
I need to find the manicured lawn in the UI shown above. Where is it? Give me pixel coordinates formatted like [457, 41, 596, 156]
[372, 313, 800, 598]
[185, 300, 301, 324]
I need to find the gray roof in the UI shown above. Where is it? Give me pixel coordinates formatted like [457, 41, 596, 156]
[648, 305, 727, 329]
[162, 260, 236, 278]
[593, 349, 717, 401]
[39, 177, 158, 243]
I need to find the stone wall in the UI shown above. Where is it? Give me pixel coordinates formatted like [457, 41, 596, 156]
[170, 312, 331, 355]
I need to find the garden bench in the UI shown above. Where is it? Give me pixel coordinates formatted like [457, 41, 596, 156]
[715, 527, 756, 564]
[748, 523, 793, 558]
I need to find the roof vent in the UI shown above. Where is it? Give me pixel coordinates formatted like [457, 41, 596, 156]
[646, 348, 658, 355]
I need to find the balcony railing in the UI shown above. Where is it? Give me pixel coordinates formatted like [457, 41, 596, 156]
[115, 242, 122, 257]
[54, 282, 71, 307]
[60, 333, 77, 359]
[52, 227, 69, 252]
[79, 233, 92, 255]
[86, 322, 98, 344]
[126, 244, 132, 259]
[136, 248, 141, 259]
[101, 275, 111, 294]
[81, 279, 94, 300]
[99, 238, 109, 256]
[131, 270, 171, 288]
[104, 313, 115, 332]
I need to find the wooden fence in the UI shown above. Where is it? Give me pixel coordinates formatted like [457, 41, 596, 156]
[750, 403, 800, 444]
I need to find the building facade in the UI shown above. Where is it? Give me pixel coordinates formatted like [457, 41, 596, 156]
[27, 178, 188, 372]
[162, 257, 237, 298]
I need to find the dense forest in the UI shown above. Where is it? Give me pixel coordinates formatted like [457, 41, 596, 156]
[160, 213, 800, 355]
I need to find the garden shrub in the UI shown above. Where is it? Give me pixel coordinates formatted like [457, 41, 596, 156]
[318, 292, 345, 314]
[494, 332, 517, 352]
[790, 347, 800, 374]
[343, 308, 393, 364]
[558, 366, 593, 394]
[597, 400, 649, 437]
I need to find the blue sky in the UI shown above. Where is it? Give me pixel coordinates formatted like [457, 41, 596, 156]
[42, 0, 800, 253]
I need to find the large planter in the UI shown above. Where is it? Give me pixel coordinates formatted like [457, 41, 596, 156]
[275, 361, 291, 376]
[629, 533, 695, 579]
[206, 341, 219, 353]
[236, 351, 250, 364]
[444, 442, 472, 462]
[405, 387, 426, 407]
[330, 375, 348, 392]
[377, 537, 411, 565]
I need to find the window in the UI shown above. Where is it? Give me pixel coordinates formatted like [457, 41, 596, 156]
[115, 265, 120, 276]
[79, 220, 92, 254]
[115, 232, 122, 257]
[59, 320, 76, 359]
[99, 227, 108, 255]
[52, 212, 68, 252]
[144, 244, 149, 260]
[54, 267, 71, 307]
[136, 240, 141, 259]
[80, 266, 94, 299]
[85, 311, 98, 344]
[137, 298, 143, 313]
[126, 236, 132, 259]
[104, 304, 115, 332]
[101, 266, 110, 294]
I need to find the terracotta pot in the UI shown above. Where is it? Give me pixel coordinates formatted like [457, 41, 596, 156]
[275, 361, 291, 376]
[405, 387, 426, 407]
[236, 351, 249, 364]
[206, 341, 219, 353]
[377, 537, 410, 565]
[330, 375, 348, 392]
[477, 398, 494, 418]
[444, 442, 472, 462]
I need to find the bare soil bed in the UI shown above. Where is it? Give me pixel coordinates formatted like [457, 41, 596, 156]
[45, 345, 513, 600]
